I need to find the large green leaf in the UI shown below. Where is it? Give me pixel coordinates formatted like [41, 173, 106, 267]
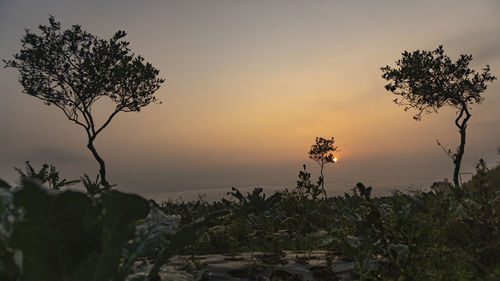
[75, 191, 149, 281]
[10, 182, 149, 281]
[10, 181, 99, 281]
[117, 208, 180, 280]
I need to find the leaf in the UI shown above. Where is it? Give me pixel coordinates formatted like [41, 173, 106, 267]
[389, 244, 409, 260]
[9, 182, 149, 281]
[10, 181, 99, 281]
[118, 208, 180, 279]
[346, 236, 361, 248]
[341, 208, 360, 222]
[76, 191, 149, 281]
[0, 179, 11, 189]
[454, 203, 472, 221]
[146, 209, 227, 280]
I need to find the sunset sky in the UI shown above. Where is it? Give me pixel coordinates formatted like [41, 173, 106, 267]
[1, 0, 499, 201]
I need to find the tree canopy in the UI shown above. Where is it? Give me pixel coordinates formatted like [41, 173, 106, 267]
[4, 16, 165, 189]
[381, 45, 496, 186]
[309, 137, 338, 197]
[381, 45, 495, 121]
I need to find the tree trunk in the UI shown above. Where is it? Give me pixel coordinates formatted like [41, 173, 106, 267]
[87, 141, 111, 190]
[320, 162, 328, 198]
[453, 105, 471, 187]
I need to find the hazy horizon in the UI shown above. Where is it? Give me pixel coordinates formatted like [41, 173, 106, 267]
[1, 0, 499, 202]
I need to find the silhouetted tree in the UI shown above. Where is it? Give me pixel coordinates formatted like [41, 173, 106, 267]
[295, 164, 323, 200]
[4, 16, 165, 190]
[309, 137, 338, 198]
[381, 45, 496, 187]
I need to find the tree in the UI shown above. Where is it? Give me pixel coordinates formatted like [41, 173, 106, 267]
[4, 16, 165, 190]
[381, 45, 496, 187]
[295, 164, 323, 201]
[309, 137, 338, 198]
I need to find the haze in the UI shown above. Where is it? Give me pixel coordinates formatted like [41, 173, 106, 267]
[1, 0, 499, 201]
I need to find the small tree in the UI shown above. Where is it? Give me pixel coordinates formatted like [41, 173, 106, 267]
[295, 164, 323, 201]
[4, 16, 165, 190]
[309, 137, 338, 198]
[381, 45, 495, 187]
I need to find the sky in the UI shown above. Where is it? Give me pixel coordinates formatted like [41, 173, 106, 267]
[1, 0, 499, 201]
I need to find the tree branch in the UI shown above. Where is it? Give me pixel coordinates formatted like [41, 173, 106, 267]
[454, 106, 465, 130]
[93, 106, 122, 137]
[436, 139, 455, 161]
[53, 103, 88, 132]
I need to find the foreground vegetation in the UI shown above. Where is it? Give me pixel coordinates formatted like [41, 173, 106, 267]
[1, 158, 499, 281]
